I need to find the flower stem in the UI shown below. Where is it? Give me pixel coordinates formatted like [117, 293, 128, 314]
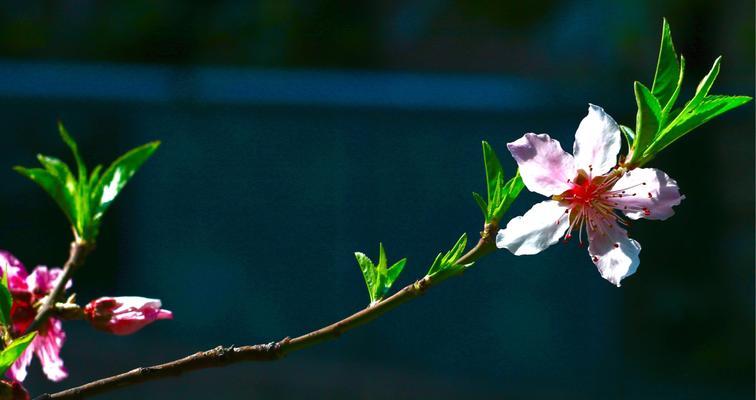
[24, 240, 93, 335]
[33, 222, 499, 399]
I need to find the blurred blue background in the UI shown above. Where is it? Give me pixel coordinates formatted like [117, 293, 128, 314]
[0, 1, 752, 399]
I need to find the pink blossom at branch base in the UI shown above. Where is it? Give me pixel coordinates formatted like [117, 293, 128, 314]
[0, 252, 69, 382]
[496, 104, 684, 286]
[84, 297, 173, 335]
[0, 379, 30, 400]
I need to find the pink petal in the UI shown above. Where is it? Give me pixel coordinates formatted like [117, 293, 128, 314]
[587, 218, 641, 287]
[496, 200, 570, 255]
[612, 168, 684, 221]
[507, 133, 577, 196]
[7, 341, 34, 382]
[572, 104, 621, 175]
[34, 319, 67, 382]
[27, 267, 71, 294]
[0, 252, 28, 292]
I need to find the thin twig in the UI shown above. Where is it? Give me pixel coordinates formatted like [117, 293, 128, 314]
[34, 222, 499, 400]
[25, 241, 92, 335]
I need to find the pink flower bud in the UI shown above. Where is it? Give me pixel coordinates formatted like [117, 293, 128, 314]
[84, 297, 173, 335]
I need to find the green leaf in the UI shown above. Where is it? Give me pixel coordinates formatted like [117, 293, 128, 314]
[477, 142, 523, 223]
[649, 95, 752, 154]
[355, 244, 407, 303]
[651, 18, 682, 109]
[88, 165, 103, 189]
[446, 233, 467, 261]
[385, 258, 407, 289]
[58, 122, 87, 183]
[0, 265, 11, 328]
[629, 82, 662, 164]
[482, 141, 504, 206]
[491, 171, 524, 220]
[37, 155, 76, 192]
[0, 332, 37, 376]
[646, 57, 751, 156]
[426, 233, 468, 278]
[14, 167, 77, 225]
[661, 56, 686, 122]
[377, 243, 388, 272]
[619, 125, 636, 150]
[92, 141, 160, 225]
[472, 192, 487, 217]
[355, 252, 378, 302]
[17, 124, 161, 242]
[694, 56, 721, 100]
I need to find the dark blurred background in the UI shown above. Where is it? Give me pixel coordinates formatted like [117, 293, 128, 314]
[0, 1, 753, 399]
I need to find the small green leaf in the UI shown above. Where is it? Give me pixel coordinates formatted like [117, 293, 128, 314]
[694, 56, 721, 99]
[355, 252, 378, 303]
[619, 125, 636, 151]
[88, 164, 103, 188]
[58, 122, 87, 183]
[651, 18, 682, 109]
[18, 124, 161, 242]
[426, 233, 468, 278]
[629, 82, 662, 164]
[660, 56, 686, 122]
[477, 143, 522, 223]
[491, 171, 524, 220]
[0, 265, 11, 328]
[482, 141, 504, 207]
[0, 332, 37, 376]
[645, 57, 752, 157]
[92, 141, 160, 225]
[377, 243, 388, 272]
[36, 155, 76, 192]
[472, 192, 487, 217]
[14, 167, 77, 225]
[649, 95, 752, 154]
[355, 245, 407, 303]
[446, 234, 467, 262]
[385, 258, 407, 289]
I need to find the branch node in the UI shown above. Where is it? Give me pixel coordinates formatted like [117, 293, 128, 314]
[414, 277, 431, 294]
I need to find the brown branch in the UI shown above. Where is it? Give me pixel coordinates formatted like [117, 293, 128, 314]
[25, 241, 93, 335]
[34, 222, 499, 400]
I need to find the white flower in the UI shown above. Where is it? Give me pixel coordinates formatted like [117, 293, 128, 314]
[497, 105, 684, 286]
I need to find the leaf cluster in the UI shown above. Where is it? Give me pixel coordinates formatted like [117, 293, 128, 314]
[626, 18, 751, 166]
[425, 233, 469, 280]
[354, 244, 407, 304]
[15, 123, 160, 242]
[472, 141, 524, 223]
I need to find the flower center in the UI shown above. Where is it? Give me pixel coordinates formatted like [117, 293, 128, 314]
[564, 170, 602, 205]
[551, 169, 629, 249]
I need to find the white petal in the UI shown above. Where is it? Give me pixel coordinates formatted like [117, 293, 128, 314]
[587, 220, 641, 287]
[507, 133, 577, 196]
[612, 168, 684, 220]
[572, 104, 621, 175]
[496, 200, 569, 255]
